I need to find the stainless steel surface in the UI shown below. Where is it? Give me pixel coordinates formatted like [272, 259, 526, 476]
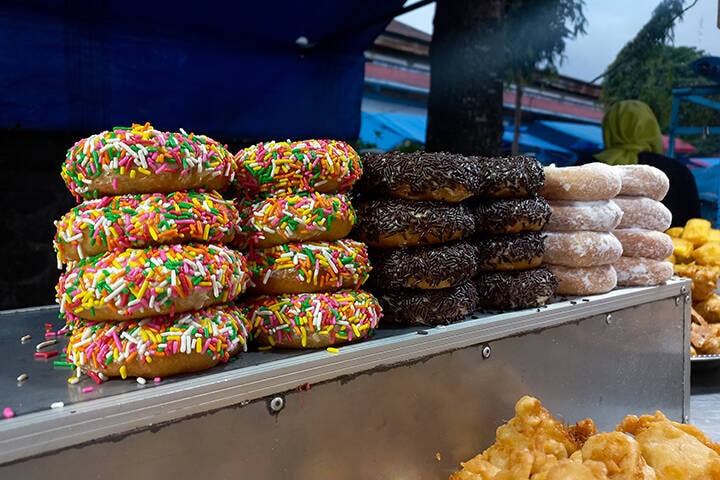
[691, 365, 720, 442]
[0, 280, 691, 477]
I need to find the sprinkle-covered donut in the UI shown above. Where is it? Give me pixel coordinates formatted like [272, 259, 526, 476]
[241, 290, 382, 348]
[474, 267, 558, 311]
[614, 256, 674, 287]
[54, 190, 240, 264]
[546, 264, 617, 296]
[374, 280, 479, 326]
[61, 123, 237, 200]
[474, 232, 545, 271]
[541, 163, 622, 201]
[544, 200, 624, 232]
[473, 155, 545, 198]
[613, 196, 672, 231]
[352, 197, 476, 248]
[57, 243, 250, 321]
[356, 151, 481, 202]
[542, 231, 623, 267]
[612, 229, 674, 260]
[473, 196, 551, 234]
[236, 192, 356, 249]
[616, 164, 669, 200]
[246, 239, 370, 295]
[235, 139, 362, 197]
[64, 305, 251, 379]
[367, 240, 479, 290]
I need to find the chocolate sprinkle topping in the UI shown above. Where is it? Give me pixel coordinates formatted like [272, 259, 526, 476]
[471, 155, 544, 198]
[472, 232, 545, 271]
[474, 267, 558, 311]
[472, 196, 551, 234]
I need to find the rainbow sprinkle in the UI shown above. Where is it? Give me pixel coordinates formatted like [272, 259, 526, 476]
[54, 190, 240, 263]
[57, 243, 249, 321]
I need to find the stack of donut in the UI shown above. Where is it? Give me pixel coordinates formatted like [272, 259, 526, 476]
[55, 123, 252, 380]
[352, 151, 482, 326]
[540, 163, 624, 296]
[234, 139, 382, 348]
[470, 155, 558, 311]
[611, 165, 674, 286]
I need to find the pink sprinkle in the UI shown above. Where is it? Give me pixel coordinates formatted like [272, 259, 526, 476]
[3, 407, 14, 419]
[153, 377, 161, 383]
[112, 177, 118, 191]
[82, 386, 94, 394]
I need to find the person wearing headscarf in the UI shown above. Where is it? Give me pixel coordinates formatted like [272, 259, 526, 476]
[578, 99, 701, 227]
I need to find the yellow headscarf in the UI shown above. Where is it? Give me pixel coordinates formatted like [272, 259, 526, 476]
[595, 100, 665, 165]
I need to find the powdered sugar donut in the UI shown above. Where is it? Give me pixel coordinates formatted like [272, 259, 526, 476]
[614, 256, 673, 286]
[543, 231, 623, 267]
[545, 200, 623, 232]
[541, 163, 622, 201]
[546, 264, 617, 296]
[612, 229, 674, 260]
[613, 196, 672, 231]
[616, 164, 669, 200]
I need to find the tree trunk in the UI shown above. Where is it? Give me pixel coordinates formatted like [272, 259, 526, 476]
[512, 68, 523, 156]
[426, 0, 505, 156]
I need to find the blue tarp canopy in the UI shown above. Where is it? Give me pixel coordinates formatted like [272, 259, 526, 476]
[0, 0, 405, 140]
[526, 120, 604, 152]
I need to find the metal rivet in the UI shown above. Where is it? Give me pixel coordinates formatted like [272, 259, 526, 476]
[685, 294, 691, 303]
[605, 314, 612, 324]
[681, 285, 688, 295]
[481, 345, 491, 359]
[269, 396, 285, 413]
[675, 296, 682, 306]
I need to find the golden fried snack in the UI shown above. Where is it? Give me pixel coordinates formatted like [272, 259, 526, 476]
[674, 263, 719, 302]
[682, 218, 713, 248]
[692, 242, 720, 266]
[577, 431, 655, 479]
[665, 226, 683, 238]
[671, 237, 695, 264]
[695, 293, 720, 323]
[710, 229, 720, 243]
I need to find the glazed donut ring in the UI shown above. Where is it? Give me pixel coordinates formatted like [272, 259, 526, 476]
[474, 232, 545, 271]
[473, 267, 558, 311]
[242, 290, 382, 348]
[474, 155, 545, 198]
[235, 139, 362, 197]
[617, 164, 669, 200]
[613, 196, 672, 231]
[542, 231, 623, 267]
[473, 196, 551, 234]
[612, 229, 674, 260]
[54, 190, 239, 264]
[614, 256, 673, 286]
[246, 239, 370, 295]
[64, 305, 251, 378]
[236, 192, 356, 249]
[374, 280, 479, 326]
[356, 151, 481, 202]
[352, 198, 476, 248]
[61, 123, 237, 200]
[367, 240, 479, 290]
[541, 162, 622, 201]
[546, 264, 617, 296]
[57, 243, 249, 321]
[545, 200, 623, 232]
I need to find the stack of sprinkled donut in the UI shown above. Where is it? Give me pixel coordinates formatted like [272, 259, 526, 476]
[540, 163, 624, 296]
[470, 155, 558, 311]
[352, 151, 482, 325]
[233, 139, 382, 348]
[611, 165, 674, 286]
[55, 122, 252, 380]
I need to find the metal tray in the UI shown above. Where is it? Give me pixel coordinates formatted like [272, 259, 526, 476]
[692, 354, 720, 370]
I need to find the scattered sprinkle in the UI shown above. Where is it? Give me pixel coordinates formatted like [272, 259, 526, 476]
[20, 335, 31, 343]
[3, 407, 15, 419]
[34, 350, 59, 359]
[81, 386, 94, 394]
[326, 347, 340, 354]
[36, 339, 58, 351]
[16, 373, 28, 382]
[50, 402, 64, 410]
[67, 376, 80, 385]
[136, 377, 147, 385]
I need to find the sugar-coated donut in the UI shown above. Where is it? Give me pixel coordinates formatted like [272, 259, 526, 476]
[64, 305, 251, 379]
[544, 200, 623, 232]
[613, 196, 672, 231]
[374, 280, 479, 326]
[616, 164, 669, 200]
[474, 267, 558, 311]
[546, 264, 617, 296]
[614, 256, 673, 287]
[246, 239, 370, 295]
[540, 162, 622, 201]
[236, 192, 356, 249]
[352, 197, 476, 248]
[474, 232, 545, 271]
[54, 190, 239, 264]
[367, 240, 479, 290]
[473, 196, 551, 234]
[612, 229, 674, 260]
[57, 243, 249, 321]
[542, 231, 623, 267]
[242, 290, 382, 348]
[356, 151, 481, 202]
[473, 155, 545, 198]
[235, 139, 362, 197]
[61, 123, 237, 200]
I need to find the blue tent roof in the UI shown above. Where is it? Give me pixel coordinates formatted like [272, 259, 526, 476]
[526, 120, 604, 152]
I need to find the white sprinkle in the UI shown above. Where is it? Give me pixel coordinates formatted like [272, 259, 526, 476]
[136, 377, 147, 385]
[50, 402, 64, 409]
[16, 373, 28, 382]
[36, 339, 57, 351]
[67, 376, 80, 385]
[20, 335, 32, 343]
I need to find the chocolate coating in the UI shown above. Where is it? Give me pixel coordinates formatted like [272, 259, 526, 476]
[472, 155, 544, 198]
[367, 240, 479, 290]
[474, 267, 558, 311]
[473, 232, 545, 271]
[472, 196, 551, 234]
[374, 280, 479, 326]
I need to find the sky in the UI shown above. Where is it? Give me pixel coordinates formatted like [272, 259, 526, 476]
[396, 0, 720, 83]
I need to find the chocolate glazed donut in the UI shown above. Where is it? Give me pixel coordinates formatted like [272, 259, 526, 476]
[474, 267, 558, 311]
[472, 155, 545, 198]
[474, 232, 545, 271]
[472, 196, 551, 235]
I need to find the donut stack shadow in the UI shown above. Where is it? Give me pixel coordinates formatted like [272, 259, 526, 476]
[54, 123, 252, 381]
[233, 139, 382, 349]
